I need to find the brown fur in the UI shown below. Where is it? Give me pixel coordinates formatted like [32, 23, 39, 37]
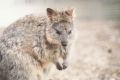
[0, 8, 74, 80]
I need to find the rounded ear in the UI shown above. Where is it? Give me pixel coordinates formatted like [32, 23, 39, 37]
[65, 8, 74, 16]
[47, 8, 58, 17]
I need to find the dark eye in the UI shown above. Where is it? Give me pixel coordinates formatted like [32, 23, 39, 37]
[56, 30, 61, 35]
[68, 30, 72, 34]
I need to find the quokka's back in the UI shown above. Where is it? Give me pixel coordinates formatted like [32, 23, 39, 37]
[3, 14, 47, 38]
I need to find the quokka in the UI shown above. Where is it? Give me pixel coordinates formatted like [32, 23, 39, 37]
[0, 8, 75, 80]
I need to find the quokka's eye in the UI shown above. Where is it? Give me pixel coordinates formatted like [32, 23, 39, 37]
[56, 30, 61, 35]
[68, 30, 72, 34]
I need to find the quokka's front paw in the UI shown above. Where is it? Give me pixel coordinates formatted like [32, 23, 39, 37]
[55, 61, 68, 70]
[56, 62, 63, 70]
[62, 62, 68, 69]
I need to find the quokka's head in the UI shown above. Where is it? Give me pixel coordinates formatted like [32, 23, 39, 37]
[46, 8, 74, 47]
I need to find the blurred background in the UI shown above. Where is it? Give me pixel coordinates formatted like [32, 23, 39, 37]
[0, 0, 120, 80]
[0, 0, 120, 27]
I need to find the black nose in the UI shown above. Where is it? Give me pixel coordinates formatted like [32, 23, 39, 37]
[62, 42, 67, 46]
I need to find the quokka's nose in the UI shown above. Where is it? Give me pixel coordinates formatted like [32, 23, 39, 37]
[62, 42, 67, 47]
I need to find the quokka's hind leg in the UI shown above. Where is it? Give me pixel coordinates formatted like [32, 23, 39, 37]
[0, 61, 31, 80]
[0, 52, 43, 80]
[6, 59, 44, 80]
[7, 63, 44, 80]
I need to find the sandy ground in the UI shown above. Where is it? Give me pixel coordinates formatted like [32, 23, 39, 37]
[0, 20, 120, 80]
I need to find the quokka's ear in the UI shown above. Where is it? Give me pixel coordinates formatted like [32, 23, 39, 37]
[47, 8, 58, 18]
[65, 8, 74, 16]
